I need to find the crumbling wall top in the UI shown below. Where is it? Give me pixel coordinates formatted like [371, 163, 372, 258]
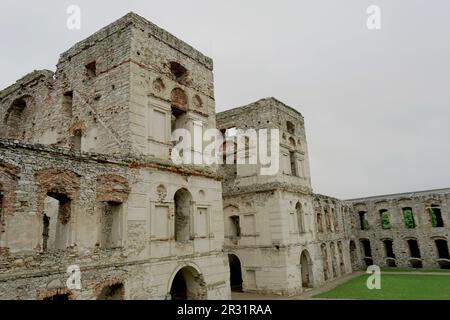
[347, 188, 450, 203]
[217, 97, 304, 126]
[0, 70, 54, 100]
[59, 12, 213, 70]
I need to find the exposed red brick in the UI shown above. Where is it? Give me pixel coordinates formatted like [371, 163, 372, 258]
[34, 169, 80, 217]
[93, 277, 125, 299]
[96, 174, 130, 204]
[37, 287, 74, 300]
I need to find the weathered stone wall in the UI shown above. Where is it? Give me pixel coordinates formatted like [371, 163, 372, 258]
[0, 139, 230, 299]
[313, 194, 353, 284]
[0, 12, 231, 300]
[217, 97, 312, 192]
[0, 70, 55, 143]
[127, 13, 215, 160]
[218, 99, 352, 295]
[348, 190, 450, 269]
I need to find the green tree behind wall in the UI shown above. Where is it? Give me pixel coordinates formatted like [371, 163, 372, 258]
[381, 211, 391, 229]
[403, 208, 416, 228]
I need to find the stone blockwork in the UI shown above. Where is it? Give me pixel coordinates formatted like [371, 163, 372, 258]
[0, 12, 229, 300]
[0, 139, 229, 300]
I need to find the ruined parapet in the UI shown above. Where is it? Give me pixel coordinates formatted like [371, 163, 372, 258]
[217, 97, 312, 194]
[0, 70, 54, 142]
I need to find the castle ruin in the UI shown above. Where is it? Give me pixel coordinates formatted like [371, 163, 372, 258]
[0, 13, 448, 299]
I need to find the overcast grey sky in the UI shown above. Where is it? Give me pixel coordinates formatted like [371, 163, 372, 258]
[1, 0, 449, 199]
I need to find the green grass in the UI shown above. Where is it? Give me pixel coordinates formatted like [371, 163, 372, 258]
[380, 267, 450, 273]
[315, 274, 450, 300]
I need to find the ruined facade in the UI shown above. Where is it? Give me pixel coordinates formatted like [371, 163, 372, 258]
[0, 12, 449, 300]
[216, 99, 353, 295]
[348, 189, 450, 270]
[0, 13, 229, 300]
[217, 98, 450, 294]
[217, 98, 450, 295]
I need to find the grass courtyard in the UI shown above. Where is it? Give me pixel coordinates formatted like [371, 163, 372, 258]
[315, 274, 450, 300]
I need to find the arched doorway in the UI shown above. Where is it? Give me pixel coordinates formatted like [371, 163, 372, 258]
[300, 250, 313, 288]
[228, 254, 243, 292]
[173, 188, 192, 242]
[169, 266, 206, 300]
[349, 240, 358, 270]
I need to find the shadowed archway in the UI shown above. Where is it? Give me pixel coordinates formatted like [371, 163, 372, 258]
[228, 254, 243, 292]
[300, 250, 314, 288]
[169, 266, 206, 300]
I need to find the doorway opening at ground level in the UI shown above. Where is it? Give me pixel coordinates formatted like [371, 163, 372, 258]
[228, 254, 243, 292]
[169, 266, 206, 300]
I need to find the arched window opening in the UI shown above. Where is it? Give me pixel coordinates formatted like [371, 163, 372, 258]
[358, 211, 369, 230]
[407, 239, 421, 259]
[337, 241, 345, 275]
[5, 97, 28, 139]
[300, 250, 313, 288]
[435, 239, 449, 260]
[428, 205, 444, 227]
[360, 239, 373, 266]
[169, 266, 206, 300]
[316, 208, 323, 233]
[229, 215, 241, 238]
[288, 137, 296, 148]
[296, 202, 304, 233]
[321, 244, 329, 281]
[174, 189, 192, 242]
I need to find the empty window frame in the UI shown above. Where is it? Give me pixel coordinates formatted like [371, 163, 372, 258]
[428, 205, 444, 227]
[358, 211, 369, 230]
[407, 239, 421, 258]
[435, 239, 450, 259]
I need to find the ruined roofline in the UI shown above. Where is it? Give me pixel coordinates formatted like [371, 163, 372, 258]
[0, 138, 221, 181]
[217, 97, 304, 123]
[314, 193, 349, 204]
[347, 187, 450, 203]
[0, 70, 54, 99]
[59, 12, 213, 70]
